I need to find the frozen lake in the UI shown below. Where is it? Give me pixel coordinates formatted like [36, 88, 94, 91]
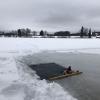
[31, 52, 100, 100]
[1, 38, 100, 100]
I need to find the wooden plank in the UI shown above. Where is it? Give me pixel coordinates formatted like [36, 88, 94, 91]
[49, 72, 82, 80]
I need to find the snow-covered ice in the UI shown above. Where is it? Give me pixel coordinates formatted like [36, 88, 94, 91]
[0, 38, 100, 100]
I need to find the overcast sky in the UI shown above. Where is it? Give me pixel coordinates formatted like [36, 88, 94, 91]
[0, 0, 100, 32]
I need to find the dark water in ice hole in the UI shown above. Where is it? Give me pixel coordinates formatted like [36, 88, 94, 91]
[30, 52, 100, 100]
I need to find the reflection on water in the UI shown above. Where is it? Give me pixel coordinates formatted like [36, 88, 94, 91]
[33, 52, 100, 100]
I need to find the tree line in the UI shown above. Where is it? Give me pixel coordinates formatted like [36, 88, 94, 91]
[0, 26, 99, 38]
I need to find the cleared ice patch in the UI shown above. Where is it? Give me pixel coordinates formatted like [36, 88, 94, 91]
[52, 48, 100, 55]
[0, 52, 77, 100]
[77, 48, 100, 54]
[14, 54, 78, 100]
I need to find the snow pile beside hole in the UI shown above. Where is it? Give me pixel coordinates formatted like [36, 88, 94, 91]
[0, 53, 19, 82]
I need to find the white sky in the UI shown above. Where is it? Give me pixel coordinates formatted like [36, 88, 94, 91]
[0, 0, 100, 32]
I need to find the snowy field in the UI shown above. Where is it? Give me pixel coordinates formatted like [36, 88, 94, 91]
[0, 38, 100, 100]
